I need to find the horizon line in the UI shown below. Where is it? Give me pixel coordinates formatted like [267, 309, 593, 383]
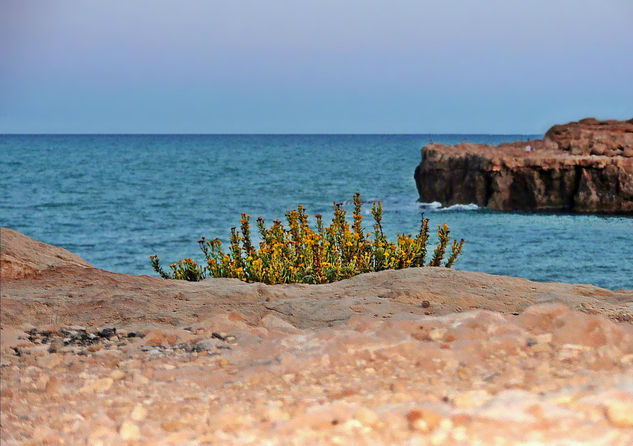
[0, 132, 543, 136]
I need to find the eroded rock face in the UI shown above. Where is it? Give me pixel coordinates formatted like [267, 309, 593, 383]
[546, 118, 633, 156]
[414, 118, 633, 213]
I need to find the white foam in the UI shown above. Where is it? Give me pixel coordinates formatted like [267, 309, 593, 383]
[418, 201, 480, 211]
[418, 201, 443, 209]
[353, 199, 479, 213]
[437, 203, 480, 211]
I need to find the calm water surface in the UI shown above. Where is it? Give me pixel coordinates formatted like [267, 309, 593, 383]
[1, 134, 631, 289]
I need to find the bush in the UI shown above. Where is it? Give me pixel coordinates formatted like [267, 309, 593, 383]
[150, 193, 464, 284]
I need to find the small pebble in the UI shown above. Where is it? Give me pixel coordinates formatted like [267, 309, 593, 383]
[131, 404, 148, 421]
[407, 409, 442, 433]
[605, 399, 633, 427]
[119, 420, 141, 441]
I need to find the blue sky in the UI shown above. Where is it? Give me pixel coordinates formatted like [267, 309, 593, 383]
[1, 0, 632, 134]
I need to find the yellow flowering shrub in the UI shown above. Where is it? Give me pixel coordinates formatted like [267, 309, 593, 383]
[150, 193, 464, 284]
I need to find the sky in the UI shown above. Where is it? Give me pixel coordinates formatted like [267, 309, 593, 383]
[1, 0, 632, 134]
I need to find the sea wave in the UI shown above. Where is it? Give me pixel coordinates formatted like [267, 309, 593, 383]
[417, 201, 442, 209]
[437, 203, 480, 211]
[351, 198, 481, 214]
[418, 202, 480, 212]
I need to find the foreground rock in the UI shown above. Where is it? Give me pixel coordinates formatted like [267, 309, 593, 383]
[2, 228, 633, 445]
[414, 117, 633, 213]
[1, 227, 91, 280]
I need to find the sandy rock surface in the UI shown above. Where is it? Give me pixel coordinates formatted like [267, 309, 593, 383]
[2, 227, 633, 445]
[1, 228, 92, 280]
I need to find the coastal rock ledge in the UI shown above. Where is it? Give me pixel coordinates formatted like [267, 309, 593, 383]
[414, 117, 633, 213]
[2, 228, 633, 445]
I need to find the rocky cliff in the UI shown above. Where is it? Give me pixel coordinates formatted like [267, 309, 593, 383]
[414, 118, 633, 213]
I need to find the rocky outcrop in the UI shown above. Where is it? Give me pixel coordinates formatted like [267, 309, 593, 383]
[2, 230, 633, 444]
[1, 228, 92, 280]
[414, 118, 633, 213]
[2, 228, 632, 328]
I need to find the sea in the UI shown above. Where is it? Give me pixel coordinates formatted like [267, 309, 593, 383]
[1, 134, 632, 290]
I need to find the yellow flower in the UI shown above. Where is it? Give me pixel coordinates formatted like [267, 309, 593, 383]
[153, 194, 462, 285]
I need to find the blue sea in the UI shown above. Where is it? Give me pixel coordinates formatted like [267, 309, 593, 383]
[1, 134, 632, 290]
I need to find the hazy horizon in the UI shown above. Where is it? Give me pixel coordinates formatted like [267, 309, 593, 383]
[2, 0, 632, 134]
[1, 131, 543, 136]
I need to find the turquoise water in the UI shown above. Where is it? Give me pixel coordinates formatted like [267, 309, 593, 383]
[1, 134, 631, 290]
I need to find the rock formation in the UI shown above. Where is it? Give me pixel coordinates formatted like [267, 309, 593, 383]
[2, 228, 633, 444]
[1, 228, 92, 280]
[414, 118, 633, 213]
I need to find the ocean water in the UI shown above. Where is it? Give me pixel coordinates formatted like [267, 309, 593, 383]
[1, 134, 632, 290]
